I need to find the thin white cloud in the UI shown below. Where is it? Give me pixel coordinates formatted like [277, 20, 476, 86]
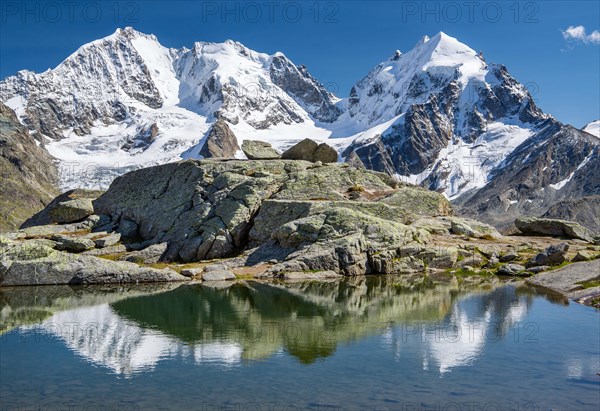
[562, 25, 600, 44]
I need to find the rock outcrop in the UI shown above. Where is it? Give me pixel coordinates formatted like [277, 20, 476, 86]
[93, 159, 447, 267]
[527, 259, 600, 307]
[0, 238, 188, 286]
[5, 158, 600, 290]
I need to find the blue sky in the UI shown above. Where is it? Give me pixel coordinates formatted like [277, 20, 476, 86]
[1, 1, 598, 127]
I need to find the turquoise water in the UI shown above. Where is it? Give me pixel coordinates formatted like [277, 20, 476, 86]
[1, 278, 599, 410]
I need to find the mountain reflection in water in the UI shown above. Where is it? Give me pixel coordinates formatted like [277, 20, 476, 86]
[0, 277, 555, 376]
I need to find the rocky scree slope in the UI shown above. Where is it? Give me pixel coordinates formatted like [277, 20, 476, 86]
[0, 102, 58, 230]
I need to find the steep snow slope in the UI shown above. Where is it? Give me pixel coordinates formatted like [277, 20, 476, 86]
[583, 120, 600, 138]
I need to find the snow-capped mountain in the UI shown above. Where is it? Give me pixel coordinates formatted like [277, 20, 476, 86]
[0, 27, 338, 188]
[583, 120, 600, 138]
[343, 32, 547, 198]
[1, 28, 598, 230]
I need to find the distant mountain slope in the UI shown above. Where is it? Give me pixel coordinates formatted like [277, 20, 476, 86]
[0, 103, 58, 230]
[454, 120, 600, 231]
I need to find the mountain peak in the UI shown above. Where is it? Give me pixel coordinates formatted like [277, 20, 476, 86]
[110, 26, 156, 42]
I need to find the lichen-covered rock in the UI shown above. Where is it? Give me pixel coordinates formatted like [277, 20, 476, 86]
[48, 198, 94, 223]
[51, 235, 95, 252]
[313, 143, 338, 163]
[120, 243, 168, 264]
[499, 250, 519, 262]
[202, 269, 235, 281]
[88, 158, 493, 277]
[180, 268, 203, 277]
[381, 187, 452, 216]
[0, 239, 188, 286]
[497, 263, 527, 276]
[572, 250, 594, 262]
[94, 233, 121, 248]
[21, 189, 103, 228]
[515, 217, 595, 243]
[281, 138, 318, 161]
[93, 159, 411, 263]
[241, 140, 280, 159]
[449, 217, 502, 240]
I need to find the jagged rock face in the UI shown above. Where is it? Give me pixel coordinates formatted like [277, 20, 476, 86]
[0, 103, 58, 230]
[93, 159, 449, 264]
[199, 119, 240, 158]
[269, 55, 341, 123]
[455, 121, 600, 231]
[0, 29, 164, 140]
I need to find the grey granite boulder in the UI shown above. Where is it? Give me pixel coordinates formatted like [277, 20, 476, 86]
[199, 118, 240, 159]
[94, 233, 121, 248]
[281, 138, 319, 161]
[120, 243, 168, 264]
[241, 140, 280, 159]
[21, 189, 103, 228]
[449, 217, 502, 240]
[51, 235, 95, 252]
[313, 143, 338, 163]
[497, 263, 527, 276]
[515, 217, 595, 243]
[49, 198, 94, 224]
[281, 139, 337, 163]
[527, 243, 569, 267]
[202, 269, 236, 281]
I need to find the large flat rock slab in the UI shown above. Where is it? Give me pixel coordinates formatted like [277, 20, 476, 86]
[527, 259, 600, 305]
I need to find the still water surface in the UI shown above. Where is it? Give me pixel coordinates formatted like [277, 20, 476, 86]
[1, 278, 599, 410]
